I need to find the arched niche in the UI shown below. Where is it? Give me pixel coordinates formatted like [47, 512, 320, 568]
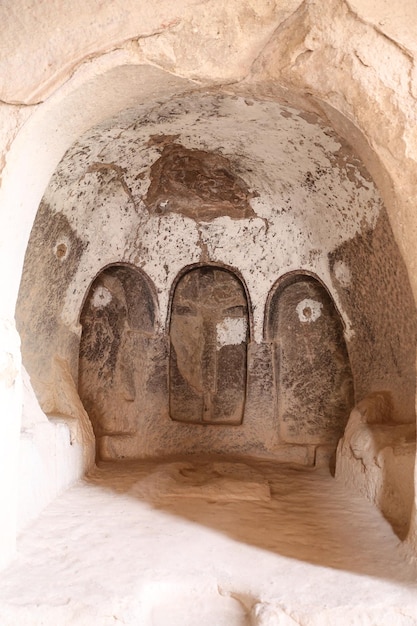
[169, 266, 249, 425]
[266, 274, 354, 448]
[78, 264, 157, 448]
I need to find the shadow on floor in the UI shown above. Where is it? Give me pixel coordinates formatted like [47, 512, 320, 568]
[85, 454, 417, 585]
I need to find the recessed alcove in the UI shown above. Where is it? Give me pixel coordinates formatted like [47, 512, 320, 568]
[2, 1, 417, 620]
[78, 264, 157, 453]
[12, 88, 417, 613]
[169, 265, 249, 426]
[266, 273, 354, 468]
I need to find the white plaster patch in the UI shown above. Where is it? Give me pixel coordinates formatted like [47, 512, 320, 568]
[334, 260, 352, 287]
[296, 298, 323, 323]
[91, 285, 112, 308]
[217, 317, 247, 347]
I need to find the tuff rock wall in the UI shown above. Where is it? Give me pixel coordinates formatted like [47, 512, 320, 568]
[15, 94, 415, 468]
[1, 0, 417, 567]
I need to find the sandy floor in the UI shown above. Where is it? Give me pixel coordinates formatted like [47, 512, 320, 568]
[1, 457, 417, 625]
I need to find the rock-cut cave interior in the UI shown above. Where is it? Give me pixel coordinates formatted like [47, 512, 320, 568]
[3, 6, 417, 622]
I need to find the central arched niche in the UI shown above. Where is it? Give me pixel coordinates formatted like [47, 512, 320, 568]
[169, 266, 249, 425]
[267, 274, 354, 453]
[78, 264, 157, 455]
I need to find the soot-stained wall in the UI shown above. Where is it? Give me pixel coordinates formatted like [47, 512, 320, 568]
[15, 92, 417, 462]
[329, 213, 417, 420]
[16, 201, 86, 406]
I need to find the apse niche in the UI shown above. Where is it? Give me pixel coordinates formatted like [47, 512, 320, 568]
[15, 93, 417, 484]
[78, 265, 157, 454]
[169, 266, 249, 425]
[267, 274, 354, 468]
